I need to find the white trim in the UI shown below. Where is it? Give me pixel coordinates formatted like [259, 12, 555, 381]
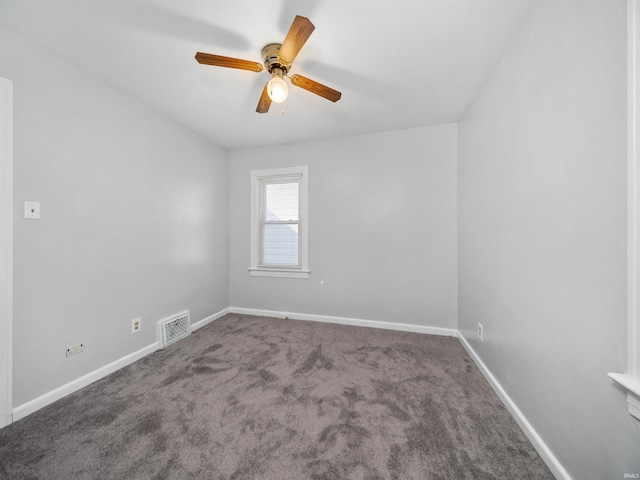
[228, 307, 458, 337]
[630, 0, 640, 383]
[12, 342, 158, 421]
[0, 77, 13, 428]
[191, 307, 230, 331]
[250, 166, 309, 279]
[11, 308, 230, 422]
[248, 268, 310, 279]
[229, 306, 567, 476]
[609, 0, 640, 420]
[608, 373, 640, 398]
[5, 304, 570, 478]
[458, 333, 573, 480]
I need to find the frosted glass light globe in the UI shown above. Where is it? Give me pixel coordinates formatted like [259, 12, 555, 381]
[267, 75, 288, 103]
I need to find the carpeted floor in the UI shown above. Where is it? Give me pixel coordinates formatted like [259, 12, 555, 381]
[0, 313, 555, 479]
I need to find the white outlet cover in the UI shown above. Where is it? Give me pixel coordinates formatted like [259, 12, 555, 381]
[24, 201, 40, 219]
[66, 343, 84, 357]
[131, 317, 141, 334]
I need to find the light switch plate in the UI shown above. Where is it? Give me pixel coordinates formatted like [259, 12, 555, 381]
[24, 201, 40, 219]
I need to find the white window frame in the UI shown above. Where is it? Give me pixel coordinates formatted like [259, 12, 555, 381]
[249, 166, 309, 279]
[609, 0, 640, 420]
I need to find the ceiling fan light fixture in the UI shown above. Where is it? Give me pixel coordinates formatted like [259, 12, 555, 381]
[267, 68, 288, 103]
[196, 16, 341, 114]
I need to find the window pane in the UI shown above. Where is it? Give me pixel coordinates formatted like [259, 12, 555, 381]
[263, 224, 299, 265]
[265, 182, 298, 221]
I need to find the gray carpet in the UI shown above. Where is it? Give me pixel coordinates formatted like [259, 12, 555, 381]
[0, 313, 555, 479]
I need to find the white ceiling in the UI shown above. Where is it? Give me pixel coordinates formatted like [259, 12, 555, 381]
[0, 0, 533, 151]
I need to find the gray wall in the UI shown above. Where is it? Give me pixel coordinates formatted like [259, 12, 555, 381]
[457, 1, 639, 478]
[1, 30, 229, 406]
[229, 125, 458, 328]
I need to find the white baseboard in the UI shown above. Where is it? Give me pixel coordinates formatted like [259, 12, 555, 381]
[12, 342, 158, 422]
[191, 307, 230, 332]
[8, 305, 570, 480]
[228, 307, 458, 337]
[230, 308, 568, 477]
[457, 333, 572, 480]
[12, 307, 230, 422]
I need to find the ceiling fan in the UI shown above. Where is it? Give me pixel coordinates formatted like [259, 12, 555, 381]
[195, 15, 342, 113]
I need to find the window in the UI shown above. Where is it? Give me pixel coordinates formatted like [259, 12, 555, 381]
[608, 0, 640, 420]
[250, 166, 309, 278]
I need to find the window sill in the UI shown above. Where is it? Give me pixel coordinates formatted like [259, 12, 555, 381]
[249, 268, 310, 279]
[608, 373, 640, 420]
[609, 373, 640, 397]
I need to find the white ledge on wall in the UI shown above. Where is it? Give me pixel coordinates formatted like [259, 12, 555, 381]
[249, 268, 310, 279]
[608, 373, 640, 420]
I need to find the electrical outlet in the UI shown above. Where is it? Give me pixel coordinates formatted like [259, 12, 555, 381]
[131, 318, 141, 334]
[477, 323, 484, 342]
[66, 343, 84, 357]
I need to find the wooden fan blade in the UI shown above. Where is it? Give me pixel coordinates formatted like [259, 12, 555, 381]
[290, 75, 342, 102]
[256, 83, 272, 113]
[195, 52, 263, 72]
[279, 15, 315, 65]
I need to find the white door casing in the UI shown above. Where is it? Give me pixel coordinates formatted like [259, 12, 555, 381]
[0, 77, 13, 428]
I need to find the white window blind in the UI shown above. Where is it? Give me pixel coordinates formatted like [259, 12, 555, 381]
[262, 180, 300, 266]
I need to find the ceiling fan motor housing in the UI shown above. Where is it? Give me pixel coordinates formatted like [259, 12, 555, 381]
[262, 43, 289, 74]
